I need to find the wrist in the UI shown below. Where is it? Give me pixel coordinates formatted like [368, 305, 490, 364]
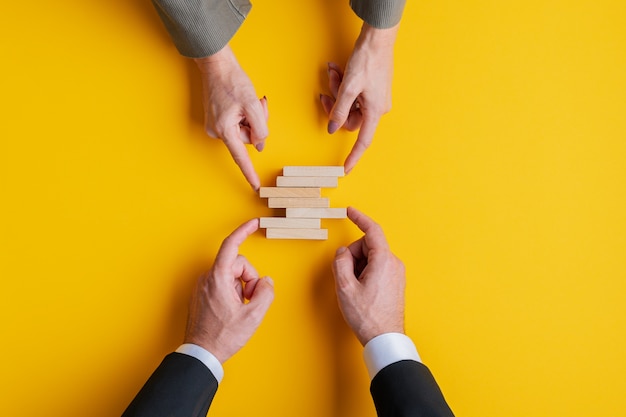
[358, 324, 405, 347]
[194, 44, 238, 74]
[358, 22, 399, 49]
[184, 335, 229, 364]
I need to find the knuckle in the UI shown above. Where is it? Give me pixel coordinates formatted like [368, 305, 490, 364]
[211, 264, 229, 278]
[244, 98, 261, 111]
[204, 124, 218, 138]
[379, 97, 392, 114]
[370, 220, 383, 233]
[395, 258, 406, 274]
[333, 107, 349, 121]
[369, 104, 386, 118]
[332, 263, 349, 283]
[213, 121, 229, 139]
[336, 279, 352, 293]
[342, 83, 360, 98]
[249, 301, 270, 319]
[356, 139, 372, 151]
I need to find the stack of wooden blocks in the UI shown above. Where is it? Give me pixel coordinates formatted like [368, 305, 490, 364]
[259, 166, 347, 240]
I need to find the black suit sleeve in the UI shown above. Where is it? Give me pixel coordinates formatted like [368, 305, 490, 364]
[370, 360, 454, 417]
[122, 352, 218, 417]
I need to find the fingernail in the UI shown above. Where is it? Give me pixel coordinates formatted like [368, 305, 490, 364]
[328, 121, 340, 134]
[265, 276, 274, 286]
[336, 246, 347, 256]
[251, 183, 260, 193]
[256, 142, 265, 152]
[262, 95, 267, 102]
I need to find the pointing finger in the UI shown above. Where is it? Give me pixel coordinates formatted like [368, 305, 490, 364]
[344, 114, 379, 173]
[222, 124, 261, 191]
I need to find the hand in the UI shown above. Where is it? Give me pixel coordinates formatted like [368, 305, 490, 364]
[195, 45, 269, 191]
[331, 207, 405, 346]
[320, 23, 399, 173]
[184, 219, 275, 363]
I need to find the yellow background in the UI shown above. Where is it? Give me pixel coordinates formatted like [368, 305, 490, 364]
[1, 1, 625, 416]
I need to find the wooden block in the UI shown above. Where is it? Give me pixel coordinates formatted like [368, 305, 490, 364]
[276, 176, 338, 188]
[259, 187, 321, 198]
[283, 166, 345, 177]
[267, 197, 329, 208]
[259, 217, 321, 229]
[286, 208, 347, 219]
[266, 228, 328, 240]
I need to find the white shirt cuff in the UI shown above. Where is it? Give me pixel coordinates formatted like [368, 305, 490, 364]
[176, 343, 224, 384]
[363, 333, 421, 380]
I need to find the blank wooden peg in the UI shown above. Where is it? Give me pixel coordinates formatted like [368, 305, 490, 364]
[267, 197, 329, 208]
[283, 166, 345, 177]
[286, 208, 347, 219]
[266, 228, 328, 240]
[259, 217, 321, 229]
[259, 187, 321, 198]
[276, 176, 338, 188]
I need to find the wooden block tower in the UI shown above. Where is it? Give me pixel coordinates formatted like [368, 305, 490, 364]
[259, 166, 347, 240]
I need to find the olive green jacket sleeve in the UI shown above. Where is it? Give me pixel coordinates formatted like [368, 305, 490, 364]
[350, 0, 406, 29]
[151, 0, 252, 58]
[151, 0, 406, 58]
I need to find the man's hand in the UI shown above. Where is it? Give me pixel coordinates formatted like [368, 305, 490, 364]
[320, 23, 399, 174]
[195, 46, 269, 191]
[332, 207, 405, 346]
[184, 219, 274, 363]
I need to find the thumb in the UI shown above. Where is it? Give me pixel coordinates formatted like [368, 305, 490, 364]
[247, 276, 275, 317]
[328, 86, 357, 135]
[332, 247, 357, 290]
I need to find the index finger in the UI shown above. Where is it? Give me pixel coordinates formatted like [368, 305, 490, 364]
[215, 218, 260, 268]
[344, 114, 379, 174]
[223, 125, 261, 191]
[347, 207, 389, 251]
